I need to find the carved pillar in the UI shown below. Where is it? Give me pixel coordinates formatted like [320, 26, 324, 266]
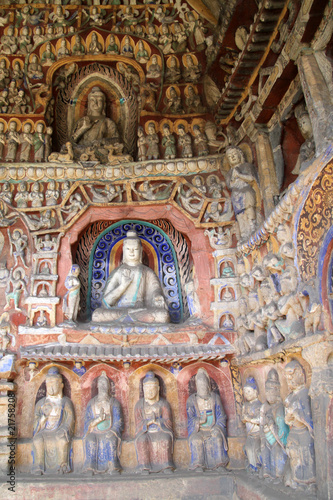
[255, 130, 279, 217]
[302, 341, 333, 500]
[297, 49, 333, 155]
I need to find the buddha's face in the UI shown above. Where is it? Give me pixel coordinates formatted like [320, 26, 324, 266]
[243, 386, 258, 402]
[196, 375, 210, 398]
[298, 114, 312, 138]
[23, 123, 31, 133]
[178, 127, 184, 136]
[9, 122, 16, 132]
[143, 381, 159, 401]
[123, 239, 142, 266]
[36, 123, 43, 133]
[226, 148, 242, 167]
[97, 377, 109, 395]
[148, 124, 155, 134]
[88, 93, 105, 116]
[265, 386, 279, 405]
[46, 375, 63, 397]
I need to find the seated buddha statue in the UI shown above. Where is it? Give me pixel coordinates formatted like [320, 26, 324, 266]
[92, 231, 170, 324]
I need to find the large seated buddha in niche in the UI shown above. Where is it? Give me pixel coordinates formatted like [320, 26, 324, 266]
[92, 230, 170, 324]
[68, 86, 126, 163]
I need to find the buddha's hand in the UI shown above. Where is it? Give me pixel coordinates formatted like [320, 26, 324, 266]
[120, 268, 133, 288]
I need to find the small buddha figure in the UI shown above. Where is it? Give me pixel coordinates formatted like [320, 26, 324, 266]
[83, 372, 123, 475]
[292, 103, 316, 175]
[193, 125, 209, 157]
[71, 87, 123, 163]
[0, 26, 18, 55]
[134, 371, 174, 474]
[33, 123, 45, 162]
[146, 122, 159, 160]
[45, 180, 59, 206]
[92, 231, 170, 324]
[284, 360, 316, 490]
[5, 121, 20, 162]
[88, 32, 103, 55]
[147, 55, 161, 79]
[106, 35, 119, 55]
[162, 123, 176, 160]
[261, 369, 289, 481]
[57, 38, 69, 59]
[72, 361, 86, 377]
[14, 181, 29, 208]
[27, 54, 43, 80]
[41, 42, 56, 66]
[19, 122, 33, 162]
[63, 264, 81, 324]
[241, 377, 262, 474]
[165, 56, 181, 83]
[187, 368, 228, 471]
[177, 124, 192, 158]
[136, 40, 149, 64]
[121, 36, 133, 58]
[32, 367, 75, 475]
[182, 54, 201, 83]
[72, 34, 85, 56]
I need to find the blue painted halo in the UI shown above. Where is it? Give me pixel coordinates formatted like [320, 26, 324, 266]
[88, 220, 183, 323]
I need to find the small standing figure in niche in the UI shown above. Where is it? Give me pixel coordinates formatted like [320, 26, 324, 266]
[283, 360, 316, 491]
[177, 124, 193, 158]
[45, 180, 59, 206]
[182, 54, 202, 83]
[5, 121, 20, 162]
[27, 54, 44, 80]
[72, 34, 85, 55]
[292, 103, 316, 175]
[88, 32, 103, 55]
[136, 40, 149, 64]
[241, 377, 262, 474]
[14, 181, 29, 208]
[57, 38, 69, 59]
[106, 35, 119, 55]
[165, 56, 181, 83]
[4, 268, 27, 311]
[135, 371, 174, 474]
[121, 36, 133, 58]
[260, 369, 289, 482]
[29, 181, 44, 208]
[19, 122, 33, 162]
[11, 61, 24, 82]
[36, 310, 48, 327]
[187, 368, 229, 471]
[83, 372, 124, 475]
[25, 360, 38, 381]
[137, 126, 147, 161]
[44, 126, 52, 161]
[33, 123, 45, 162]
[32, 367, 75, 475]
[225, 146, 260, 240]
[63, 264, 81, 325]
[185, 86, 203, 114]
[163, 86, 184, 115]
[147, 55, 161, 79]
[193, 125, 209, 157]
[41, 43, 56, 66]
[8, 228, 28, 268]
[146, 122, 159, 160]
[162, 123, 176, 160]
[72, 361, 86, 377]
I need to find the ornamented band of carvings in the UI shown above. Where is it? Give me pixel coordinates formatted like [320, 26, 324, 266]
[297, 158, 333, 281]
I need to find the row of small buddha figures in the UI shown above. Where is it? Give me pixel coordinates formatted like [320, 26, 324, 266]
[31, 367, 229, 475]
[0, 121, 51, 162]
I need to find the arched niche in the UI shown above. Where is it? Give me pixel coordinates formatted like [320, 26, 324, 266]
[55, 63, 138, 156]
[76, 219, 190, 324]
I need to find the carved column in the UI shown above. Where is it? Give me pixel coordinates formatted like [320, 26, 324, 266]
[302, 341, 333, 500]
[297, 49, 333, 155]
[255, 130, 279, 217]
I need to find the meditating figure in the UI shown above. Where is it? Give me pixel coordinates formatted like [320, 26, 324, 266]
[187, 368, 228, 471]
[134, 371, 174, 474]
[92, 230, 170, 324]
[83, 371, 123, 475]
[32, 367, 74, 475]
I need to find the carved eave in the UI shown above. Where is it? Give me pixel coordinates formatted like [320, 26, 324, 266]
[19, 341, 235, 365]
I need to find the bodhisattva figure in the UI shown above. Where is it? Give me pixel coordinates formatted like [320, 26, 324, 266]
[83, 371, 123, 475]
[63, 264, 81, 324]
[292, 103, 315, 175]
[284, 360, 316, 490]
[134, 371, 174, 474]
[260, 369, 289, 481]
[70, 87, 124, 163]
[32, 367, 75, 475]
[225, 146, 260, 241]
[242, 377, 262, 474]
[92, 231, 170, 324]
[187, 368, 228, 471]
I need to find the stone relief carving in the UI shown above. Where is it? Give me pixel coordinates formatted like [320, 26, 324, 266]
[32, 367, 75, 475]
[187, 368, 228, 471]
[241, 377, 262, 474]
[134, 371, 174, 474]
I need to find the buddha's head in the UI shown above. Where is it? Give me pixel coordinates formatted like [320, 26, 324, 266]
[243, 376, 258, 402]
[143, 371, 160, 403]
[123, 231, 142, 266]
[195, 368, 211, 399]
[46, 367, 63, 397]
[226, 146, 245, 168]
[97, 371, 110, 397]
[87, 87, 106, 117]
[265, 369, 281, 405]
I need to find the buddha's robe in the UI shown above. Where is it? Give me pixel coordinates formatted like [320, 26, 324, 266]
[187, 392, 229, 469]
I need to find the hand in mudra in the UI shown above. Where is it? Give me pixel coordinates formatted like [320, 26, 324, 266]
[120, 268, 133, 288]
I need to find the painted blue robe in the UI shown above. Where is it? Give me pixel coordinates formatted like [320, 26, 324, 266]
[187, 392, 229, 469]
[83, 396, 123, 473]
